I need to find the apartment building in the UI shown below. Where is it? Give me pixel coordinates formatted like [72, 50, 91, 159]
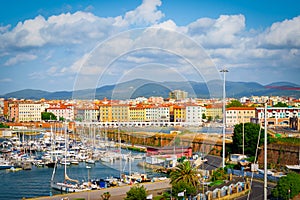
[8, 101, 19, 122]
[129, 104, 146, 122]
[205, 104, 222, 120]
[256, 107, 300, 126]
[185, 104, 204, 125]
[226, 107, 256, 126]
[47, 104, 74, 121]
[111, 104, 129, 122]
[157, 105, 170, 122]
[18, 101, 42, 122]
[173, 105, 186, 122]
[99, 104, 112, 122]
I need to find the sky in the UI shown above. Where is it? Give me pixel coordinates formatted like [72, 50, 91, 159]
[0, 0, 299, 95]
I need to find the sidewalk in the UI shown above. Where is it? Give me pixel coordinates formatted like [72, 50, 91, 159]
[28, 179, 171, 200]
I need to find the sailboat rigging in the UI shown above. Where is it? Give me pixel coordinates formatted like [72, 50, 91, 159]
[50, 123, 87, 193]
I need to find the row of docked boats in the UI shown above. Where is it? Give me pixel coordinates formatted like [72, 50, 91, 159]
[0, 125, 150, 194]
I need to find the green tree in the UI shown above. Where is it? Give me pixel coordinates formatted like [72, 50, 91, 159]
[211, 168, 228, 181]
[273, 102, 288, 107]
[125, 185, 147, 200]
[171, 181, 196, 199]
[100, 192, 111, 200]
[0, 123, 9, 128]
[41, 112, 57, 121]
[272, 172, 300, 200]
[170, 161, 200, 197]
[202, 113, 206, 120]
[226, 100, 243, 108]
[207, 116, 212, 122]
[232, 123, 265, 156]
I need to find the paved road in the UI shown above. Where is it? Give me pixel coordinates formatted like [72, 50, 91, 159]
[235, 180, 275, 200]
[201, 155, 222, 170]
[29, 179, 171, 200]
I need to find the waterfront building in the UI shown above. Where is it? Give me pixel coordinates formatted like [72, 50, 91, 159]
[185, 104, 204, 125]
[75, 107, 99, 122]
[8, 100, 19, 122]
[145, 105, 158, 122]
[111, 104, 129, 122]
[226, 107, 256, 126]
[173, 105, 186, 122]
[99, 104, 112, 122]
[46, 103, 74, 121]
[129, 104, 146, 122]
[18, 100, 42, 122]
[256, 107, 300, 126]
[157, 105, 170, 122]
[205, 103, 222, 121]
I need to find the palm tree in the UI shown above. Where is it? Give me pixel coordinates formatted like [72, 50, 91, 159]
[170, 161, 200, 189]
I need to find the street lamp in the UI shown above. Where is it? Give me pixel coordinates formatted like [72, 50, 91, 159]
[220, 69, 228, 168]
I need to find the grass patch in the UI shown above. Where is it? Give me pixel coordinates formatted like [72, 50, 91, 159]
[209, 180, 224, 187]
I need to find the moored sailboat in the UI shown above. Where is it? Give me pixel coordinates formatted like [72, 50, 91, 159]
[50, 124, 89, 193]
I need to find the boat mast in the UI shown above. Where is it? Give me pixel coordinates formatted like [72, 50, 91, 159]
[64, 122, 67, 182]
[118, 125, 122, 179]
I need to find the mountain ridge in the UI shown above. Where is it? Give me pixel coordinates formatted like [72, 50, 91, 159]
[1, 79, 299, 100]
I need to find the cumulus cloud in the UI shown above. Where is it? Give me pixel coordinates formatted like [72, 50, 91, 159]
[1, 0, 299, 89]
[258, 16, 300, 48]
[187, 14, 246, 48]
[4, 53, 37, 66]
[114, 0, 164, 26]
[0, 11, 118, 50]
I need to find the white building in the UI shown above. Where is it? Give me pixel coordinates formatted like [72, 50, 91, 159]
[185, 105, 203, 125]
[47, 104, 75, 121]
[18, 101, 42, 122]
[145, 106, 158, 122]
[256, 107, 300, 126]
[157, 106, 170, 122]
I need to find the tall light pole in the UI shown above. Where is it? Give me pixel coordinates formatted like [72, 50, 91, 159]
[264, 102, 268, 200]
[220, 69, 228, 168]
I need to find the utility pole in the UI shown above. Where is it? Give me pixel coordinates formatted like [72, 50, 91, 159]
[220, 68, 228, 168]
[264, 102, 268, 200]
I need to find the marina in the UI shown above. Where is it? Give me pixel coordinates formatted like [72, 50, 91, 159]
[0, 130, 163, 200]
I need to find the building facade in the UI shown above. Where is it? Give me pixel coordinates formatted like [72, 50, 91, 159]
[226, 107, 256, 126]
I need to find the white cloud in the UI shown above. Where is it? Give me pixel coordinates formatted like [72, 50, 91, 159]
[1, 0, 300, 89]
[188, 14, 246, 48]
[4, 53, 37, 66]
[114, 0, 164, 26]
[258, 16, 300, 48]
[0, 11, 118, 50]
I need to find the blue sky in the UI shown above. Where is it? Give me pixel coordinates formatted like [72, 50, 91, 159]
[0, 0, 299, 95]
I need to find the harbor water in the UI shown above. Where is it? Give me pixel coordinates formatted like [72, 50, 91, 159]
[0, 155, 155, 200]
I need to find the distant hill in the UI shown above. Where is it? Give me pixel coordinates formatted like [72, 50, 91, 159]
[1, 79, 300, 100]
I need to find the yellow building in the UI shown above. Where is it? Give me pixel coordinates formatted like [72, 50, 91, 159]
[129, 105, 146, 122]
[111, 104, 129, 122]
[205, 104, 222, 120]
[173, 105, 186, 122]
[99, 104, 112, 122]
[18, 101, 42, 122]
[226, 107, 256, 126]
